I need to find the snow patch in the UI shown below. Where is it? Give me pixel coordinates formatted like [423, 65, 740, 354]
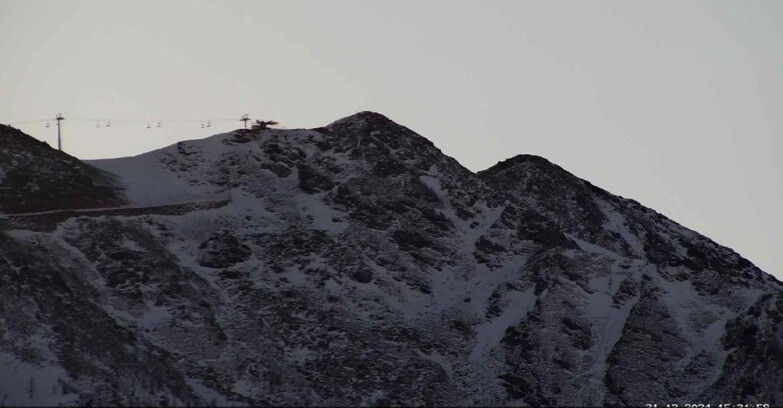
[0, 351, 79, 407]
[596, 198, 645, 259]
[469, 287, 537, 361]
[184, 378, 236, 407]
[293, 193, 346, 235]
[568, 234, 624, 260]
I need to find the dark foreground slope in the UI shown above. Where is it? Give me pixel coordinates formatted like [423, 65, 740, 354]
[0, 124, 125, 213]
[0, 112, 780, 406]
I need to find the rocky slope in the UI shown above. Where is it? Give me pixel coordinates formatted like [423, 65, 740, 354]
[0, 124, 125, 213]
[0, 112, 781, 406]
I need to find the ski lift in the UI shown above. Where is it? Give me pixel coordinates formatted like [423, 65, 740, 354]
[157, 121, 161, 128]
[96, 122, 101, 128]
[146, 122, 151, 129]
[106, 120, 111, 128]
[206, 120, 211, 128]
[45, 122, 50, 128]
[200, 122, 205, 129]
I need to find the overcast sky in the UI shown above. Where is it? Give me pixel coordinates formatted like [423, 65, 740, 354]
[1, 1, 781, 278]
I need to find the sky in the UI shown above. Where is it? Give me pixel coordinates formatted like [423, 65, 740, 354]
[1, 1, 781, 279]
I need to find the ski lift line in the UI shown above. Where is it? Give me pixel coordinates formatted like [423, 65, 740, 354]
[71, 116, 239, 121]
[6, 113, 280, 154]
[4, 119, 50, 125]
[8, 116, 254, 126]
[68, 118, 238, 123]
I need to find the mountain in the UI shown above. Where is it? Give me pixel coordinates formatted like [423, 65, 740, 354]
[0, 112, 781, 406]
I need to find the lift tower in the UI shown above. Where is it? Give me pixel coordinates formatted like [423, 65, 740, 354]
[55, 113, 65, 151]
[240, 114, 250, 129]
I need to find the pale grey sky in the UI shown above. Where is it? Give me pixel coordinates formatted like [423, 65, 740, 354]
[2, 1, 781, 278]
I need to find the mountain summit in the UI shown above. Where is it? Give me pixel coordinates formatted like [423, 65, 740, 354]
[0, 113, 781, 406]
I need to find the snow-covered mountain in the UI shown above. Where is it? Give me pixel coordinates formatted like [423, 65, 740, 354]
[0, 112, 781, 406]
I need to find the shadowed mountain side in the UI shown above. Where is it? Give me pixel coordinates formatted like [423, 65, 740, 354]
[0, 124, 126, 213]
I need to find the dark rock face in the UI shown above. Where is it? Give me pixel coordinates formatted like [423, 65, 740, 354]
[198, 230, 252, 268]
[603, 280, 690, 406]
[297, 164, 337, 194]
[0, 113, 781, 406]
[479, 155, 608, 243]
[710, 293, 783, 406]
[0, 124, 126, 213]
